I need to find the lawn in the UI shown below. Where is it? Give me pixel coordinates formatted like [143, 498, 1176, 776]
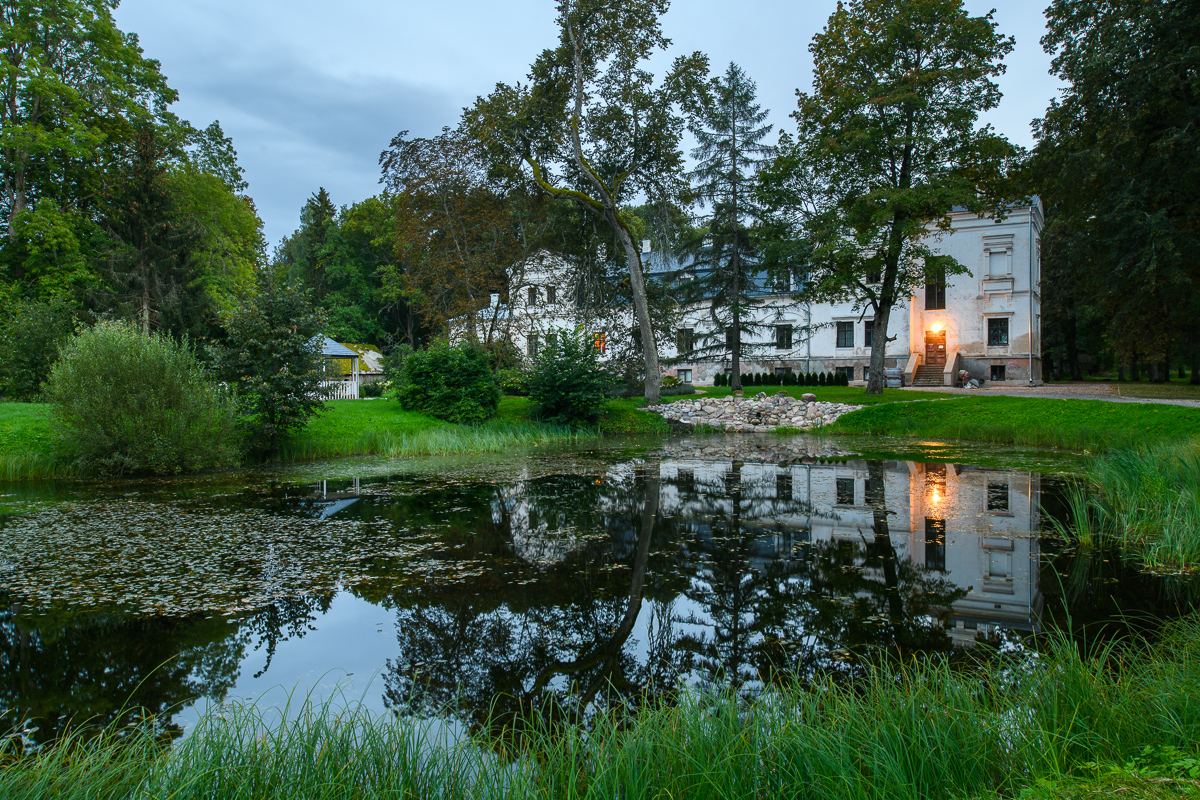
[676, 385, 961, 405]
[824, 394, 1200, 452]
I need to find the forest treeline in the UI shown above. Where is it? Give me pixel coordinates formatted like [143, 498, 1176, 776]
[2, 0, 1196, 404]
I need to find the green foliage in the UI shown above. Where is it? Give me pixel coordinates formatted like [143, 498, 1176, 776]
[497, 367, 530, 396]
[0, 297, 77, 400]
[760, 0, 1019, 393]
[1030, 0, 1200, 381]
[359, 381, 386, 398]
[43, 321, 239, 475]
[677, 62, 775, 385]
[528, 329, 610, 427]
[217, 270, 327, 455]
[397, 342, 501, 425]
[818, 372, 827, 386]
[714, 372, 727, 387]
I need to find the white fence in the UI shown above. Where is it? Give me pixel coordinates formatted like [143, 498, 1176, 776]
[321, 380, 359, 400]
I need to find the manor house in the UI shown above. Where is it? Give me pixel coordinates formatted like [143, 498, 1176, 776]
[469, 201, 1043, 387]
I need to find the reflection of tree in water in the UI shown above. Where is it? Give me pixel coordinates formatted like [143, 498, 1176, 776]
[380, 460, 972, 733]
[0, 594, 330, 746]
[382, 466, 688, 736]
[673, 460, 966, 689]
[788, 462, 966, 681]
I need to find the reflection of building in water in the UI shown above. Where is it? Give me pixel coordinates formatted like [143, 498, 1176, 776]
[308, 478, 361, 519]
[658, 458, 1042, 645]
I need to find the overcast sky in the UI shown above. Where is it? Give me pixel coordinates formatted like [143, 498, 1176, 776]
[113, 0, 1063, 251]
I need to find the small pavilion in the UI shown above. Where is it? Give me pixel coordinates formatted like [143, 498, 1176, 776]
[318, 336, 360, 399]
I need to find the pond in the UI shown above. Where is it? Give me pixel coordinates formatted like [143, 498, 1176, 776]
[1, 434, 1195, 745]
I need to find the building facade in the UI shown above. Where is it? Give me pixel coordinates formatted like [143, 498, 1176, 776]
[463, 201, 1043, 387]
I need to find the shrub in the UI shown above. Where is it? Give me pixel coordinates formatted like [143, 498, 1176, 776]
[0, 297, 78, 401]
[217, 271, 327, 456]
[360, 380, 386, 398]
[714, 373, 727, 387]
[398, 341, 500, 425]
[497, 367, 531, 396]
[528, 329, 609, 426]
[44, 321, 240, 475]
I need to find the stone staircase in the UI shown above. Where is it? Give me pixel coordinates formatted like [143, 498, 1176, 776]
[912, 365, 946, 387]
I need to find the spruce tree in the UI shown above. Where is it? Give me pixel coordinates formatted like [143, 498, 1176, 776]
[680, 63, 774, 392]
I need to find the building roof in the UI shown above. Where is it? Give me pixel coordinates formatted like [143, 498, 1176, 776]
[316, 336, 359, 358]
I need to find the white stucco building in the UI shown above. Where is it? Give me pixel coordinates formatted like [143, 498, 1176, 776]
[463, 201, 1043, 387]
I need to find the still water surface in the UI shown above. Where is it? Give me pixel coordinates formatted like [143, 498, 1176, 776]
[1, 436, 1194, 743]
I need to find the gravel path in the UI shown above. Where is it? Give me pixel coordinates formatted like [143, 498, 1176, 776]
[898, 382, 1200, 408]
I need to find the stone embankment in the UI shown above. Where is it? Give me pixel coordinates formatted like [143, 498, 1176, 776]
[647, 391, 861, 433]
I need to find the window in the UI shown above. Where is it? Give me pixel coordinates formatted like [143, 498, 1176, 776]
[835, 366, 854, 382]
[836, 322, 854, 348]
[527, 333, 539, 356]
[987, 481, 1010, 512]
[775, 324, 793, 349]
[836, 477, 855, 506]
[990, 364, 1006, 382]
[776, 472, 793, 500]
[676, 468, 695, 492]
[862, 367, 869, 383]
[528, 509, 539, 529]
[528, 287, 538, 305]
[866, 269, 881, 285]
[989, 250, 1008, 279]
[988, 318, 1009, 347]
[925, 265, 946, 310]
[925, 518, 947, 571]
[775, 367, 793, 377]
[593, 332, 606, 354]
[725, 329, 735, 350]
[546, 285, 557, 304]
[677, 369, 693, 383]
[676, 327, 695, 353]
[546, 332, 557, 349]
[864, 320, 874, 348]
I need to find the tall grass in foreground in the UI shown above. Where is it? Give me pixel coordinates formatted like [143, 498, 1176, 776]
[5, 617, 1200, 799]
[1058, 438, 1200, 572]
[273, 420, 595, 462]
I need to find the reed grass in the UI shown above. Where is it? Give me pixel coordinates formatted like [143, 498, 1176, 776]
[1056, 438, 1200, 572]
[5, 616, 1200, 799]
[274, 419, 595, 462]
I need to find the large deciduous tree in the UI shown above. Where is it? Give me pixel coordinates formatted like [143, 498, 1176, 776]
[380, 127, 534, 344]
[1030, 0, 1200, 384]
[467, 0, 707, 404]
[0, 0, 173, 303]
[760, 0, 1019, 394]
[680, 62, 773, 391]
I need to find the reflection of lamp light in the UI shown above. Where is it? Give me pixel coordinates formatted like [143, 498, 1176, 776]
[929, 487, 942, 506]
[930, 322, 945, 333]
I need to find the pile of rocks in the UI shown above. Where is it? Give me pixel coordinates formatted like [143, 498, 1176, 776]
[647, 391, 861, 433]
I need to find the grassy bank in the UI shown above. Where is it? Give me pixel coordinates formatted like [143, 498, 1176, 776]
[824, 394, 1200, 452]
[1055, 438, 1200, 573]
[6, 616, 1200, 799]
[0, 404, 76, 480]
[273, 398, 594, 462]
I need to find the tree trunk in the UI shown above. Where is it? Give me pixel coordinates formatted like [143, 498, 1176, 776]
[1191, 342, 1200, 385]
[616, 221, 661, 404]
[1065, 312, 1082, 380]
[141, 281, 151, 335]
[731, 261, 742, 392]
[1131, 350, 1140, 382]
[866, 304, 891, 395]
